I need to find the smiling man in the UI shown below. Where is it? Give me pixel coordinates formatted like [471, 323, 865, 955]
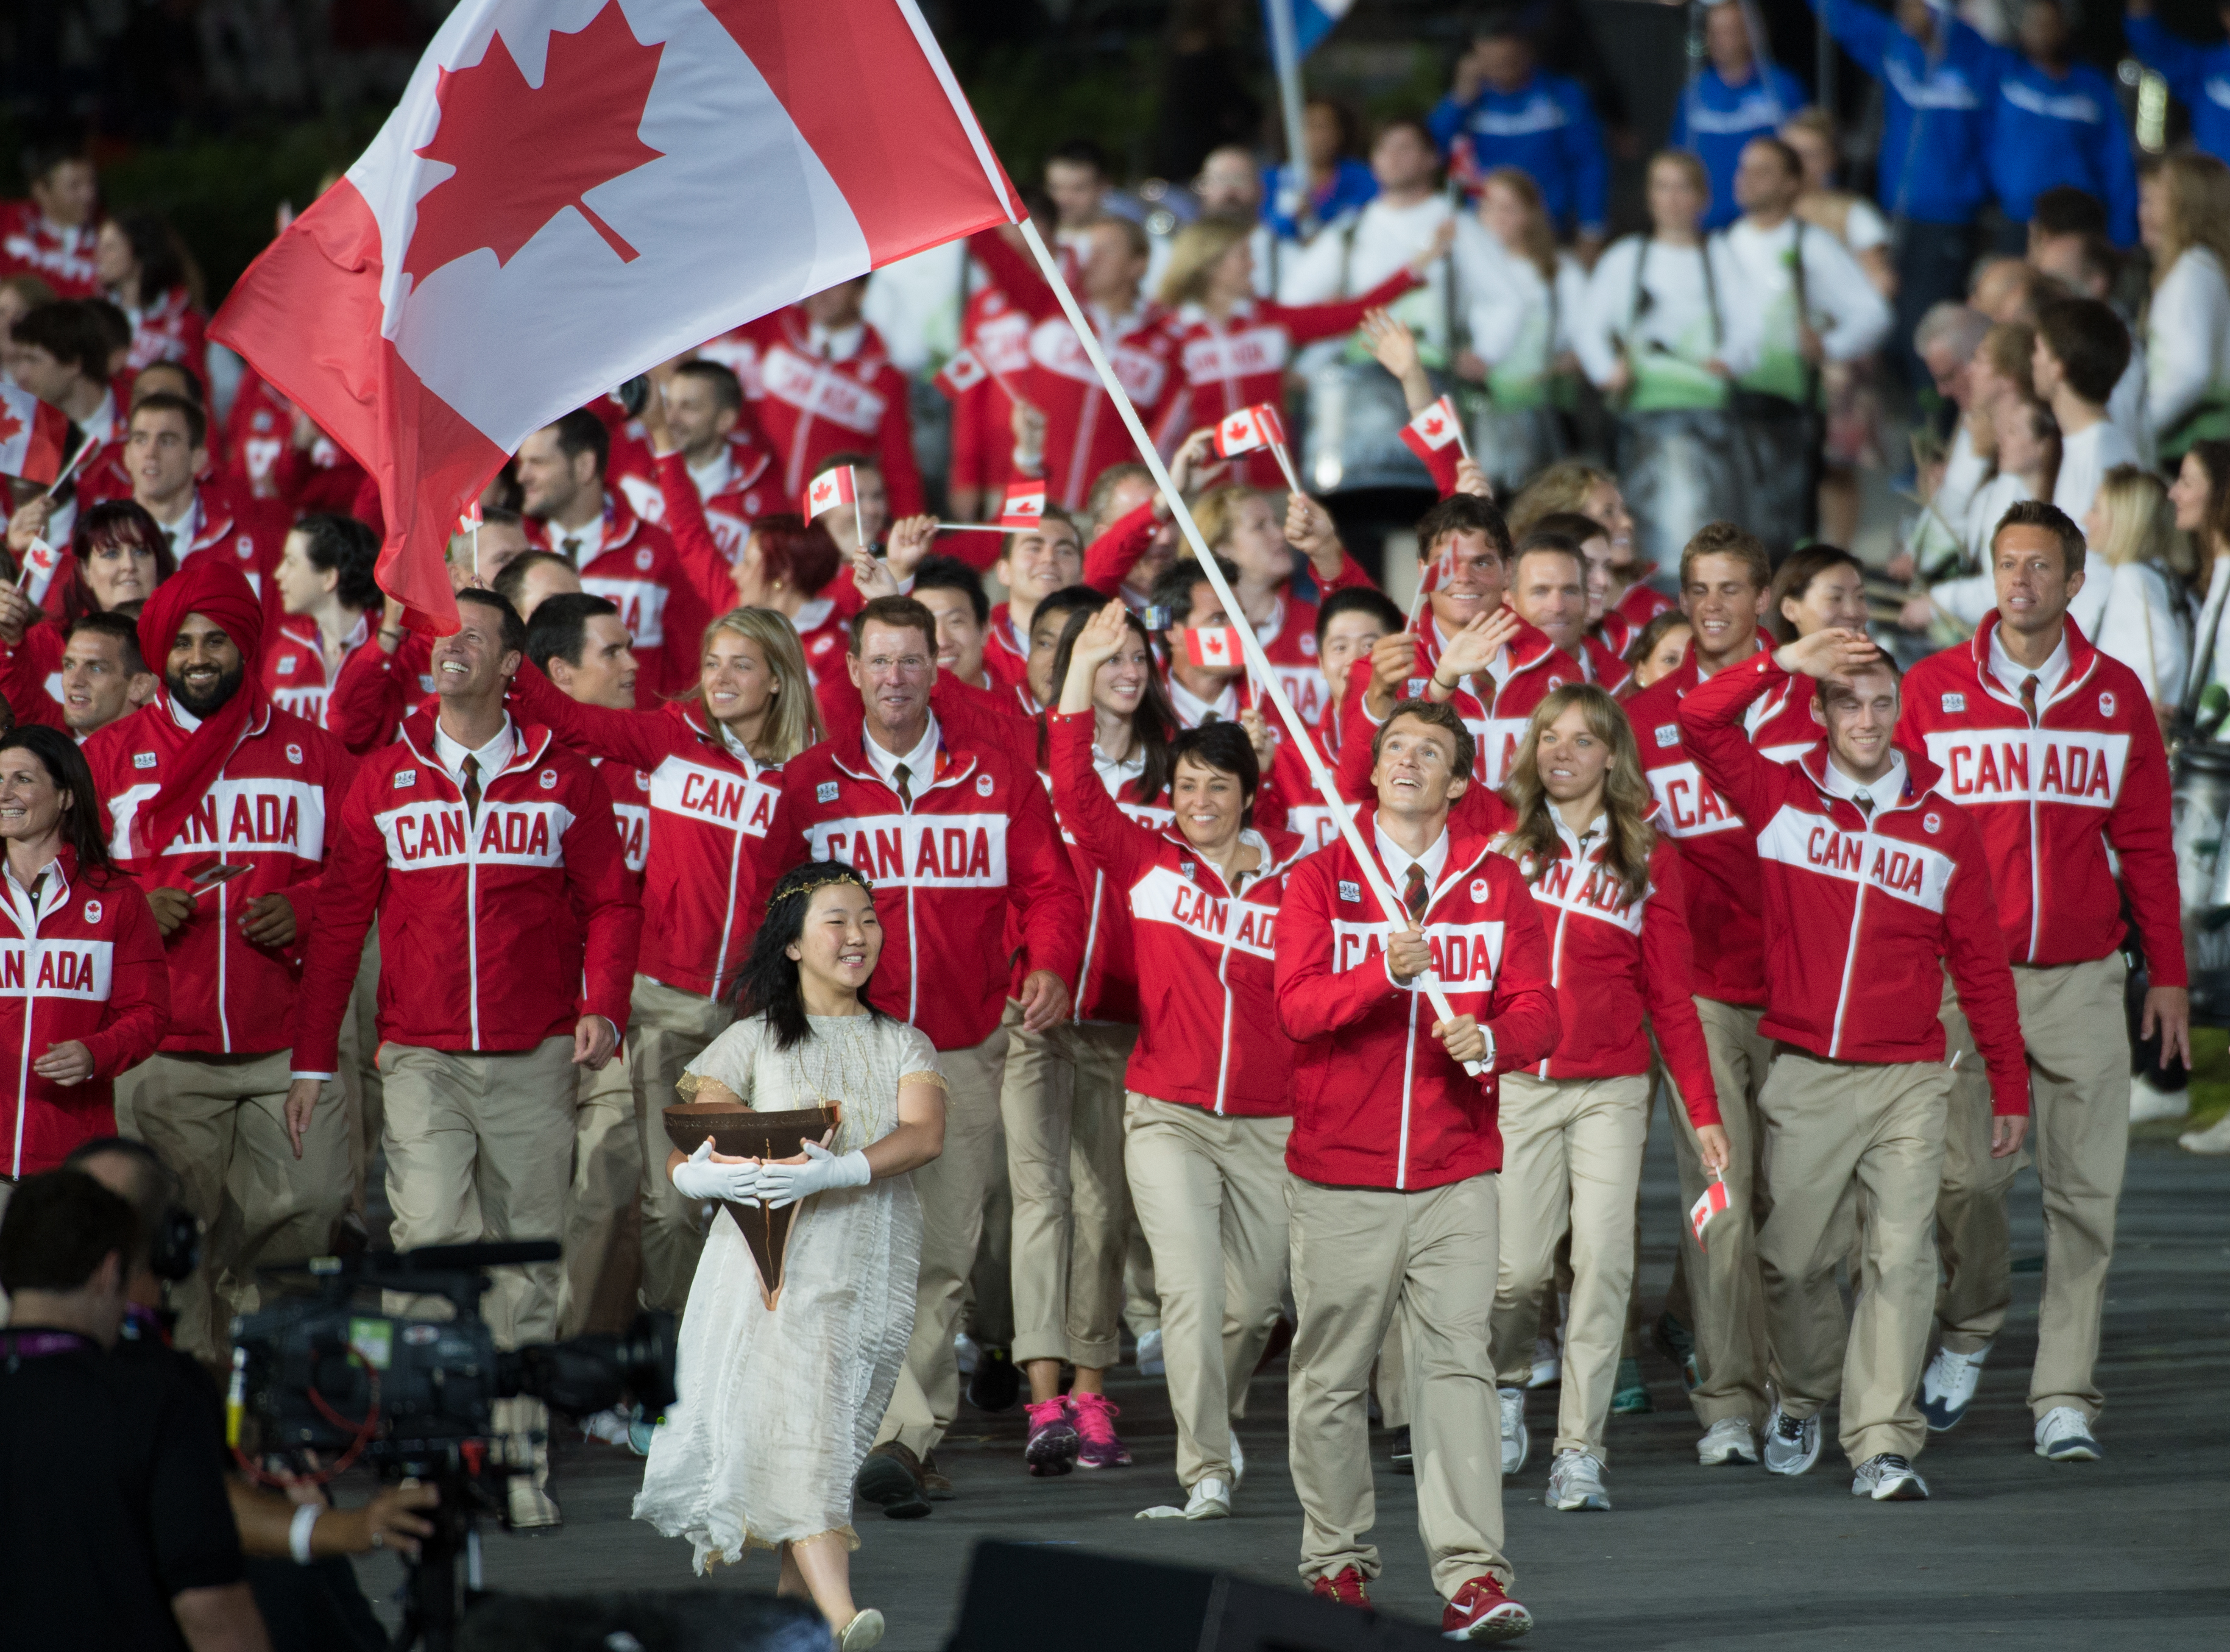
[982, 510, 1086, 698]
[84, 558, 355, 1367]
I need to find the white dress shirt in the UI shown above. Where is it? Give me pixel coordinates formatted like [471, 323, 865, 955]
[865, 714, 939, 801]
[433, 715, 516, 792]
[1988, 625, 2071, 706]
[1821, 748, 1909, 814]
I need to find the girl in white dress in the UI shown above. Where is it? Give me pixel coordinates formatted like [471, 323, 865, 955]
[634, 861, 947, 1652]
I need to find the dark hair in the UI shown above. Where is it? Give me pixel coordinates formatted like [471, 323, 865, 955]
[1315, 586, 1404, 646]
[1370, 695, 1477, 777]
[1048, 137, 1112, 177]
[1511, 532, 1587, 586]
[1375, 115, 1440, 158]
[1302, 95, 1363, 161]
[1525, 510, 1608, 547]
[62, 1137, 178, 1271]
[1745, 135, 1804, 182]
[456, 587, 528, 656]
[2036, 297, 2131, 405]
[289, 512, 380, 612]
[545, 408, 611, 478]
[1991, 497, 2087, 580]
[526, 592, 622, 673]
[1148, 556, 1240, 630]
[0, 725, 114, 876]
[2031, 184, 2108, 240]
[0, 1169, 136, 1296]
[671, 358, 743, 414]
[81, 298, 130, 362]
[815, 450, 880, 483]
[1052, 605, 1177, 804]
[1767, 544, 1866, 643]
[66, 610, 147, 676]
[1169, 721, 1261, 826]
[129, 358, 204, 408]
[480, 503, 523, 531]
[64, 500, 174, 628]
[1679, 520, 1771, 590]
[106, 207, 186, 300]
[911, 555, 991, 628]
[1623, 606, 1692, 669]
[736, 860, 884, 1045]
[19, 137, 90, 190]
[2188, 438, 2230, 558]
[129, 388, 207, 451]
[750, 514, 841, 600]
[1028, 584, 1107, 650]
[1415, 493, 1513, 562]
[12, 300, 109, 380]
[492, 550, 574, 610]
[849, 594, 938, 656]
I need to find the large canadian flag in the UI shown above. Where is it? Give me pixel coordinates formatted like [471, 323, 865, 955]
[211, 0, 1019, 631]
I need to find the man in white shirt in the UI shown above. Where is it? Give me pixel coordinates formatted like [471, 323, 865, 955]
[2035, 296, 2137, 525]
[1280, 119, 1456, 364]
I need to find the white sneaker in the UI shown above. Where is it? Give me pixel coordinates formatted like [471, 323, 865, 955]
[1548, 1449, 1610, 1511]
[580, 1405, 633, 1447]
[1498, 1386, 1529, 1476]
[1850, 1453, 1929, 1500]
[2034, 1406, 2101, 1461]
[839, 1608, 886, 1651]
[954, 1331, 981, 1378]
[1917, 1342, 1989, 1433]
[2130, 1074, 2189, 1124]
[2180, 1112, 2230, 1155]
[1136, 1327, 1166, 1376]
[1527, 1335, 1560, 1388]
[1762, 1404, 1821, 1477]
[1229, 1431, 1246, 1487]
[1696, 1416, 1759, 1466]
[1182, 1475, 1233, 1519]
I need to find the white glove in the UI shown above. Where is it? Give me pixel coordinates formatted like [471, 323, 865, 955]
[671, 1138, 762, 1205]
[755, 1140, 871, 1209]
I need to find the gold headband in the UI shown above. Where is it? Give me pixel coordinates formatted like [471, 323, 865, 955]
[776, 870, 873, 906]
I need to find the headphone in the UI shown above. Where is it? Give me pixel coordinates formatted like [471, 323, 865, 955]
[62, 1137, 202, 1283]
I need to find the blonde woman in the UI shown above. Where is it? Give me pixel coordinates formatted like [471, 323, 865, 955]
[511, 606, 822, 1322]
[1489, 684, 1728, 1511]
[1154, 215, 1445, 487]
[1451, 168, 1587, 487]
[2140, 152, 2230, 459]
[2084, 464, 2191, 721]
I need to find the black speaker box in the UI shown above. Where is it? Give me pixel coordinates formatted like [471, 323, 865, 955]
[456, 1590, 828, 1652]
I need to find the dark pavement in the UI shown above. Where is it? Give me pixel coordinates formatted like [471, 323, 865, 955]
[345, 1120, 2229, 1650]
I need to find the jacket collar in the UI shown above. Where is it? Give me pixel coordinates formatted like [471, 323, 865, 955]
[1963, 609, 2101, 714]
[529, 492, 642, 558]
[399, 710, 554, 783]
[1352, 807, 1498, 920]
[827, 728, 981, 796]
[1794, 742, 1945, 818]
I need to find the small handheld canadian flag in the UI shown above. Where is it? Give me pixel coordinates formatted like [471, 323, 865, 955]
[933, 347, 990, 401]
[1401, 395, 1467, 458]
[1184, 626, 1246, 669]
[805, 466, 857, 523]
[1214, 403, 1285, 458]
[458, 499, 482, 534]
[998, 481, 1046, 530]
[18, 536, 62, 604]
[1688, 1175, 1731, 1249]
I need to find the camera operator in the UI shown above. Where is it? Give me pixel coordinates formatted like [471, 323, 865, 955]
[66, 1136, 438, 1652]
[0, 1168, 269, 1651]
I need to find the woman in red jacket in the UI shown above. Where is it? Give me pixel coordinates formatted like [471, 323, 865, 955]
[1152, 216, 1442, 486]
[1488, 684, 1727, 1514]
[1049, 599, 1309, 1522]
[0, 723, 168, 1178]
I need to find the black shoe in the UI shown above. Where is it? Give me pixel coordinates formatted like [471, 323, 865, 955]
[920, 1451, 955, 1501]
[968, 1344, 1021, 1413]
[1390, 1426, 1413, 1475]
[855, 1442, 932, 1519]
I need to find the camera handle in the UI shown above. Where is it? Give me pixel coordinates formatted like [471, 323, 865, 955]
[389, 1458, 487, 1652]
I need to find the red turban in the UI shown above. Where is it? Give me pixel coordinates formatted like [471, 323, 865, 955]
[132, 556, 271, 860]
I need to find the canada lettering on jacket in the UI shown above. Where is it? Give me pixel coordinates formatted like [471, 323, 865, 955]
[1756, 808, 1956, 913]
[650, 761, 777, 835]
[1920, 729, 2128, 809]
[1330, 918, 1506, 987]
[0, 941, 115, 1001]
[807, 812, 1010, 888]
[1648, 760, 1742, 837]
[1129, 864, 1276, 959]
[1528, 857, 1648, 935]
[111, 777, 328, 860]
[375, 800, 572, 868]
[1181, 325, 1289, 381]
[579, 575, 670, 650]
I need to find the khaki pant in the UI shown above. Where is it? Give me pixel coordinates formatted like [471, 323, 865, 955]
[1287, 1173, 1510, 1598]
[1668, 998, 1777, 1430]
[1974, 957, 2126, 1420]
[1757, 1050, 1952, 1466]
[559, 1048, 642, 1336]
[1122, 1213, 1159, 1338]
[378, 1038, 578, 1349]
[1124, 1095, 1291, 1487]
[1932, 974, 2020, 1358]
[1000, 1009, 1137, 1370]
[874, 1019, 1011, 1458]
[336, 924, 385, 1228]
[1490, 1073, 1650, 1459]
[118, 1049, 350, 1364]
[625, 975, 735, 1314]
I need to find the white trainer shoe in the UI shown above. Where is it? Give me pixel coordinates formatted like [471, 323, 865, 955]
[1917, 1342, 1989, 1432]
[2180, 1112, 2230, 1155]
[1697, 1416, 1760, 1466]
[2034, 1406, 2101, 1461]
[954, 1331, 981, 1378]
[1850, 1453, 1929, 1500]
[2130, 1074, 2189, 1124]
[1136, 1327, 1166, 1376]
[1498, 1386, 1530, 1476]
[1762, 1403, 1821, 1477]
[1183, 1475, 1233, 1519]
[1229, 1431, 1245, 1487]
[1528, 1335, 1560, 1389]
[1548, 1449, 1610, 1511]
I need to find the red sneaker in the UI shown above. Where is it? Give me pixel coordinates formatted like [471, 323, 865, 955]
[1024, 1398, 1078, 1477]
[1442, 1575, 1532, 1641]
[1069, 1392, 1131, 1468]
[1309, 1566, 1370, 1608]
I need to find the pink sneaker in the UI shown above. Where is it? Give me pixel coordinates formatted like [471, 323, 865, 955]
[1069, 1392, 1131, 1468]
[1024, 1398, 1078, 1477]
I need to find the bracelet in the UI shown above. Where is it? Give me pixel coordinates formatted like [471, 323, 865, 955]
[1429, 672, 1456, 692]
[378, 627, 403, 641]
[289, 1502, 321, 1565]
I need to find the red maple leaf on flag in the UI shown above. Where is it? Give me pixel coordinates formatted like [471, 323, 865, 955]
[0, 402, 22, 450]
[403, 2, 667, 287]
[1420, 414, 1444, 438]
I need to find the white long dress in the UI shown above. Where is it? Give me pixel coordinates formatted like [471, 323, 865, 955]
[633, 1010, 943, 1569]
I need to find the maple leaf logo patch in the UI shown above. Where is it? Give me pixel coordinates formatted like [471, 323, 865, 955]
[404, 2, 666, 288]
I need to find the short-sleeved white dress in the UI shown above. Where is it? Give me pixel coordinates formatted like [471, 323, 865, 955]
[632, 1009, 943, 1567]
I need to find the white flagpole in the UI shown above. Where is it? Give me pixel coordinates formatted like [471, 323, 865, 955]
[1016, 218, 1480, 1068]
[1265, 0, 1314, 238]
